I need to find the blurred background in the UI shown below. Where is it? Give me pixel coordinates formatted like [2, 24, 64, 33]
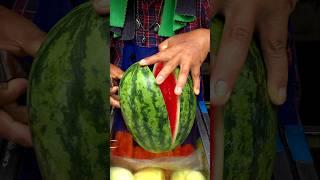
[291, 0, 320, 175]
[0, 0, 319, 179]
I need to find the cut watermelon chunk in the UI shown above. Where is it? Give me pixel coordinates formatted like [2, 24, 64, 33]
[153, 63, 179, 143]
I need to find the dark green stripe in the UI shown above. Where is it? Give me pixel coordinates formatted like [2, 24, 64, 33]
[120, 63, 173, 152]
[139, 68, 161, 150]
[28, 3, 108, 180]
[122, 65, 147, 147]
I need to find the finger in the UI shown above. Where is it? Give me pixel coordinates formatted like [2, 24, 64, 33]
[110, 64, 124, 80]
[175, 63, 191, 95]
[0, 78, 27, 106]
[139, 47, 179, 66]
[212, 8, 255, 106]
[259, 17, 289, 105]
[25, 32, 46, 58]
[110, 86, 119, 95]
[111, 94, 120, 101]
[191, 66, 201, 95]
[155, 57, 179, 84]
[158, 39, 169, 51]
[158, 35, 181, 51]
[3, 103, 28, 124]
[110, 97, 120, 108]
[0, 109, 32, 147]
[92, 0, 109, 15]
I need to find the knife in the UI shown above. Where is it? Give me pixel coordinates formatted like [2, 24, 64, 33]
[196, 101, 210, 169]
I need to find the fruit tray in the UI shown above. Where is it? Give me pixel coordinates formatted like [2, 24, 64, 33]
[110, 101, 210, 180]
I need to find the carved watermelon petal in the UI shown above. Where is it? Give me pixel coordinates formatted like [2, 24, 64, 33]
[153, 63, 180, 144]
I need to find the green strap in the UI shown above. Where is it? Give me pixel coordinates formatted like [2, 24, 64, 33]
[159, 0, 195, 37]
[110, 0, 128, 27]
[110, 0, 195, 37]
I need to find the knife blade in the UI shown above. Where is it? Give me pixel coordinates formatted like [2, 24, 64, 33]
[196, 101, 210, 169]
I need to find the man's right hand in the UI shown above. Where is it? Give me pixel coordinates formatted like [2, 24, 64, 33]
[211, 0, 297, 106]
[110, 64, 124, 108]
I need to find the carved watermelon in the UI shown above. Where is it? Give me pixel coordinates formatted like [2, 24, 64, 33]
[119, 62, 196, 153]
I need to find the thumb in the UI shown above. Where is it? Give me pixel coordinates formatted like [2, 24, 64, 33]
[159, 33, 185, 51]
[159, 39, 169, 51]
[159, 34, 183, 51]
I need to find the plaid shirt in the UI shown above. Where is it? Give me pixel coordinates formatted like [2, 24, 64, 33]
[111, 0, 210, 65]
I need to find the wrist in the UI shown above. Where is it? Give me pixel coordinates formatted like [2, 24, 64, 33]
[198, 28, 210, 54]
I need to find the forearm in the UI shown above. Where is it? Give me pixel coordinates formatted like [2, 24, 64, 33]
[0, 5, 46, 57]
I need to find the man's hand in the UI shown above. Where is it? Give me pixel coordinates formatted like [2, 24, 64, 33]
[0, 5, 45, 146]
[0, 5, 46, 57]
[211, 0, 297, 106]
[139, 29, 210, 96]
[0, 78, 32, 147]
[110, 64, 124, 108]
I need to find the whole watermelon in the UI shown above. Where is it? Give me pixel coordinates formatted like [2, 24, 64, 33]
[119, 62, 197, 153]
[211, 18, 277, 179]
[27, 3, 109, 180]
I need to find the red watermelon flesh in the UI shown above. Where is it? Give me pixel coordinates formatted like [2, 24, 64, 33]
[153, 63, 179, 143]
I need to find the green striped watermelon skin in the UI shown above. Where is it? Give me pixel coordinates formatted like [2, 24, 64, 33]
[119, 63, 196, 153]
[211, 18, 277, 179]
[27, 3, 109, 180]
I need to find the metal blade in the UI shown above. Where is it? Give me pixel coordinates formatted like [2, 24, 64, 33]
[196, 104, 210, 169]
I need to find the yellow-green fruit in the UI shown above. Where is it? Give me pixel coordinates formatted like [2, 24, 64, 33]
[111, 167, 134, 180]
[134, 168, 165, 180]
[171, 170, 206, 180]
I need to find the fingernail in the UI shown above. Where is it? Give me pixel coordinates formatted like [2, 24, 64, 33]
[278, 87, 287, 103]
[175, 87, 182, 95]
[214, 80, 227, 97]
[139, 59, 146, 66]
[161, 44, 168, 50]
[194, 88, 200, 95]
[156, 75, 164, 84]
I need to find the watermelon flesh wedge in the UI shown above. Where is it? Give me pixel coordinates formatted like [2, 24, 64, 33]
[153, 63, 180, 143]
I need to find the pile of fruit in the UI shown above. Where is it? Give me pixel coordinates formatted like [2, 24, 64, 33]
[110, 167, 206, 180]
